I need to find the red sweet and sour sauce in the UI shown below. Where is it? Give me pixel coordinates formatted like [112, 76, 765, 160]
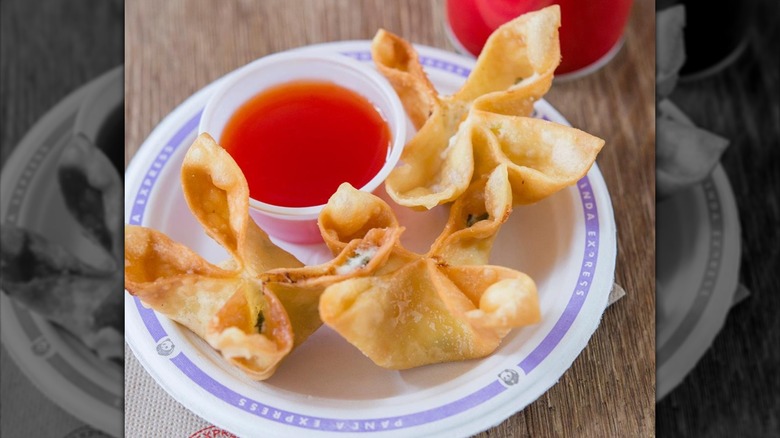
[220, 80, 391, 208]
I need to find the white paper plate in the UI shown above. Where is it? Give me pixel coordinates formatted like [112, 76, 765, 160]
[656, 99, 742, 400]
[125, 41, 617, 437]
[0, 67, 124, 436]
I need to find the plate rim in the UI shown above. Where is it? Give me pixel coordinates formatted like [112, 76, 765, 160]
[124, 40, 618, 437]
[0, 67, 124, 437]
[655, 99, 742, 400]
[655, 163, 741, 400]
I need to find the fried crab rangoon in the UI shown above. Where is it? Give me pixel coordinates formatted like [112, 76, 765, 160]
[124, 5, 610, 379]
[371, 5, 604, 209]
[655, 6, 729, 199]
[124, 133, 400, 380]
[318, 165, 541, 370]
[1, 133, 123, 361]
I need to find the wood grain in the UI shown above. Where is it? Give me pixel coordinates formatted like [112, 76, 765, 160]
[0, 0, 123, 164]
[125, 0, 656, 436]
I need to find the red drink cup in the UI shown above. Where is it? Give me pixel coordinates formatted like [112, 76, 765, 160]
[661, 0, 751, 81]
[445, 0, 634, 79]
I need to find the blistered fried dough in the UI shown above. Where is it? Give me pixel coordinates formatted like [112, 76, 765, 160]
[126, 221, 319, 380]
[125, 133, 305, 379]
[457, 6, 560, 104]
[429, 164, 512, 266]
[58, 133, 123, 263]
[1, 224, 107, 280]
[2, 132, 123, 361]
[320, 166, 512, 269]
[181, 133, 302, 273]
[374, 6, 564, 209]
[1, 225, 122, 359]
[320, 259, 485, 369]
[258, 228, 402, 340]
[656, 107, 729, 199]
[207, 227, 403, 379]
[125, 133, 403, 379]
[206, 282, 294, 380]
[318, 183, 417, 274]
[124, 225, 241, 339]
[319, 258, 539, 370]
[467, 110, 605, 204]
[442, 265, 540, 332]
[384, 100, 475, 210]
[124, 225, 293, 380]
[317, 185, 399, 253]
[370, 29, 439, 130]
[317, 174, 539, 369]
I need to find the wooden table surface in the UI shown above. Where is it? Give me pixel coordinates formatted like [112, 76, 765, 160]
[125, 0, 656, 436]
[656, 1, 780, 436]
[0, 0, 123, 164]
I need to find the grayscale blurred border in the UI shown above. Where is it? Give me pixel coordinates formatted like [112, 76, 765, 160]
[1, 0, 123, 437]
[656, 0, 780, 436]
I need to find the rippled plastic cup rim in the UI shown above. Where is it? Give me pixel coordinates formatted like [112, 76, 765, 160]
[199, 51, 407, 220]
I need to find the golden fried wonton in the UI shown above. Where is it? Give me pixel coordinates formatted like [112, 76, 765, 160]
[124, 133, 399, 380]
[1, 225, 123, 360]
[372, 6, 593, 210]
[465, 110, 605, 205]
[654, 12, 730, 200]
[656, 100, 729, 199]
[428, 163, 512, 266]
[320, 259, 539, 370]
[123, 6, 603, 378]
[1, 133, 124, 361]
[318, 165, 541, 369]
